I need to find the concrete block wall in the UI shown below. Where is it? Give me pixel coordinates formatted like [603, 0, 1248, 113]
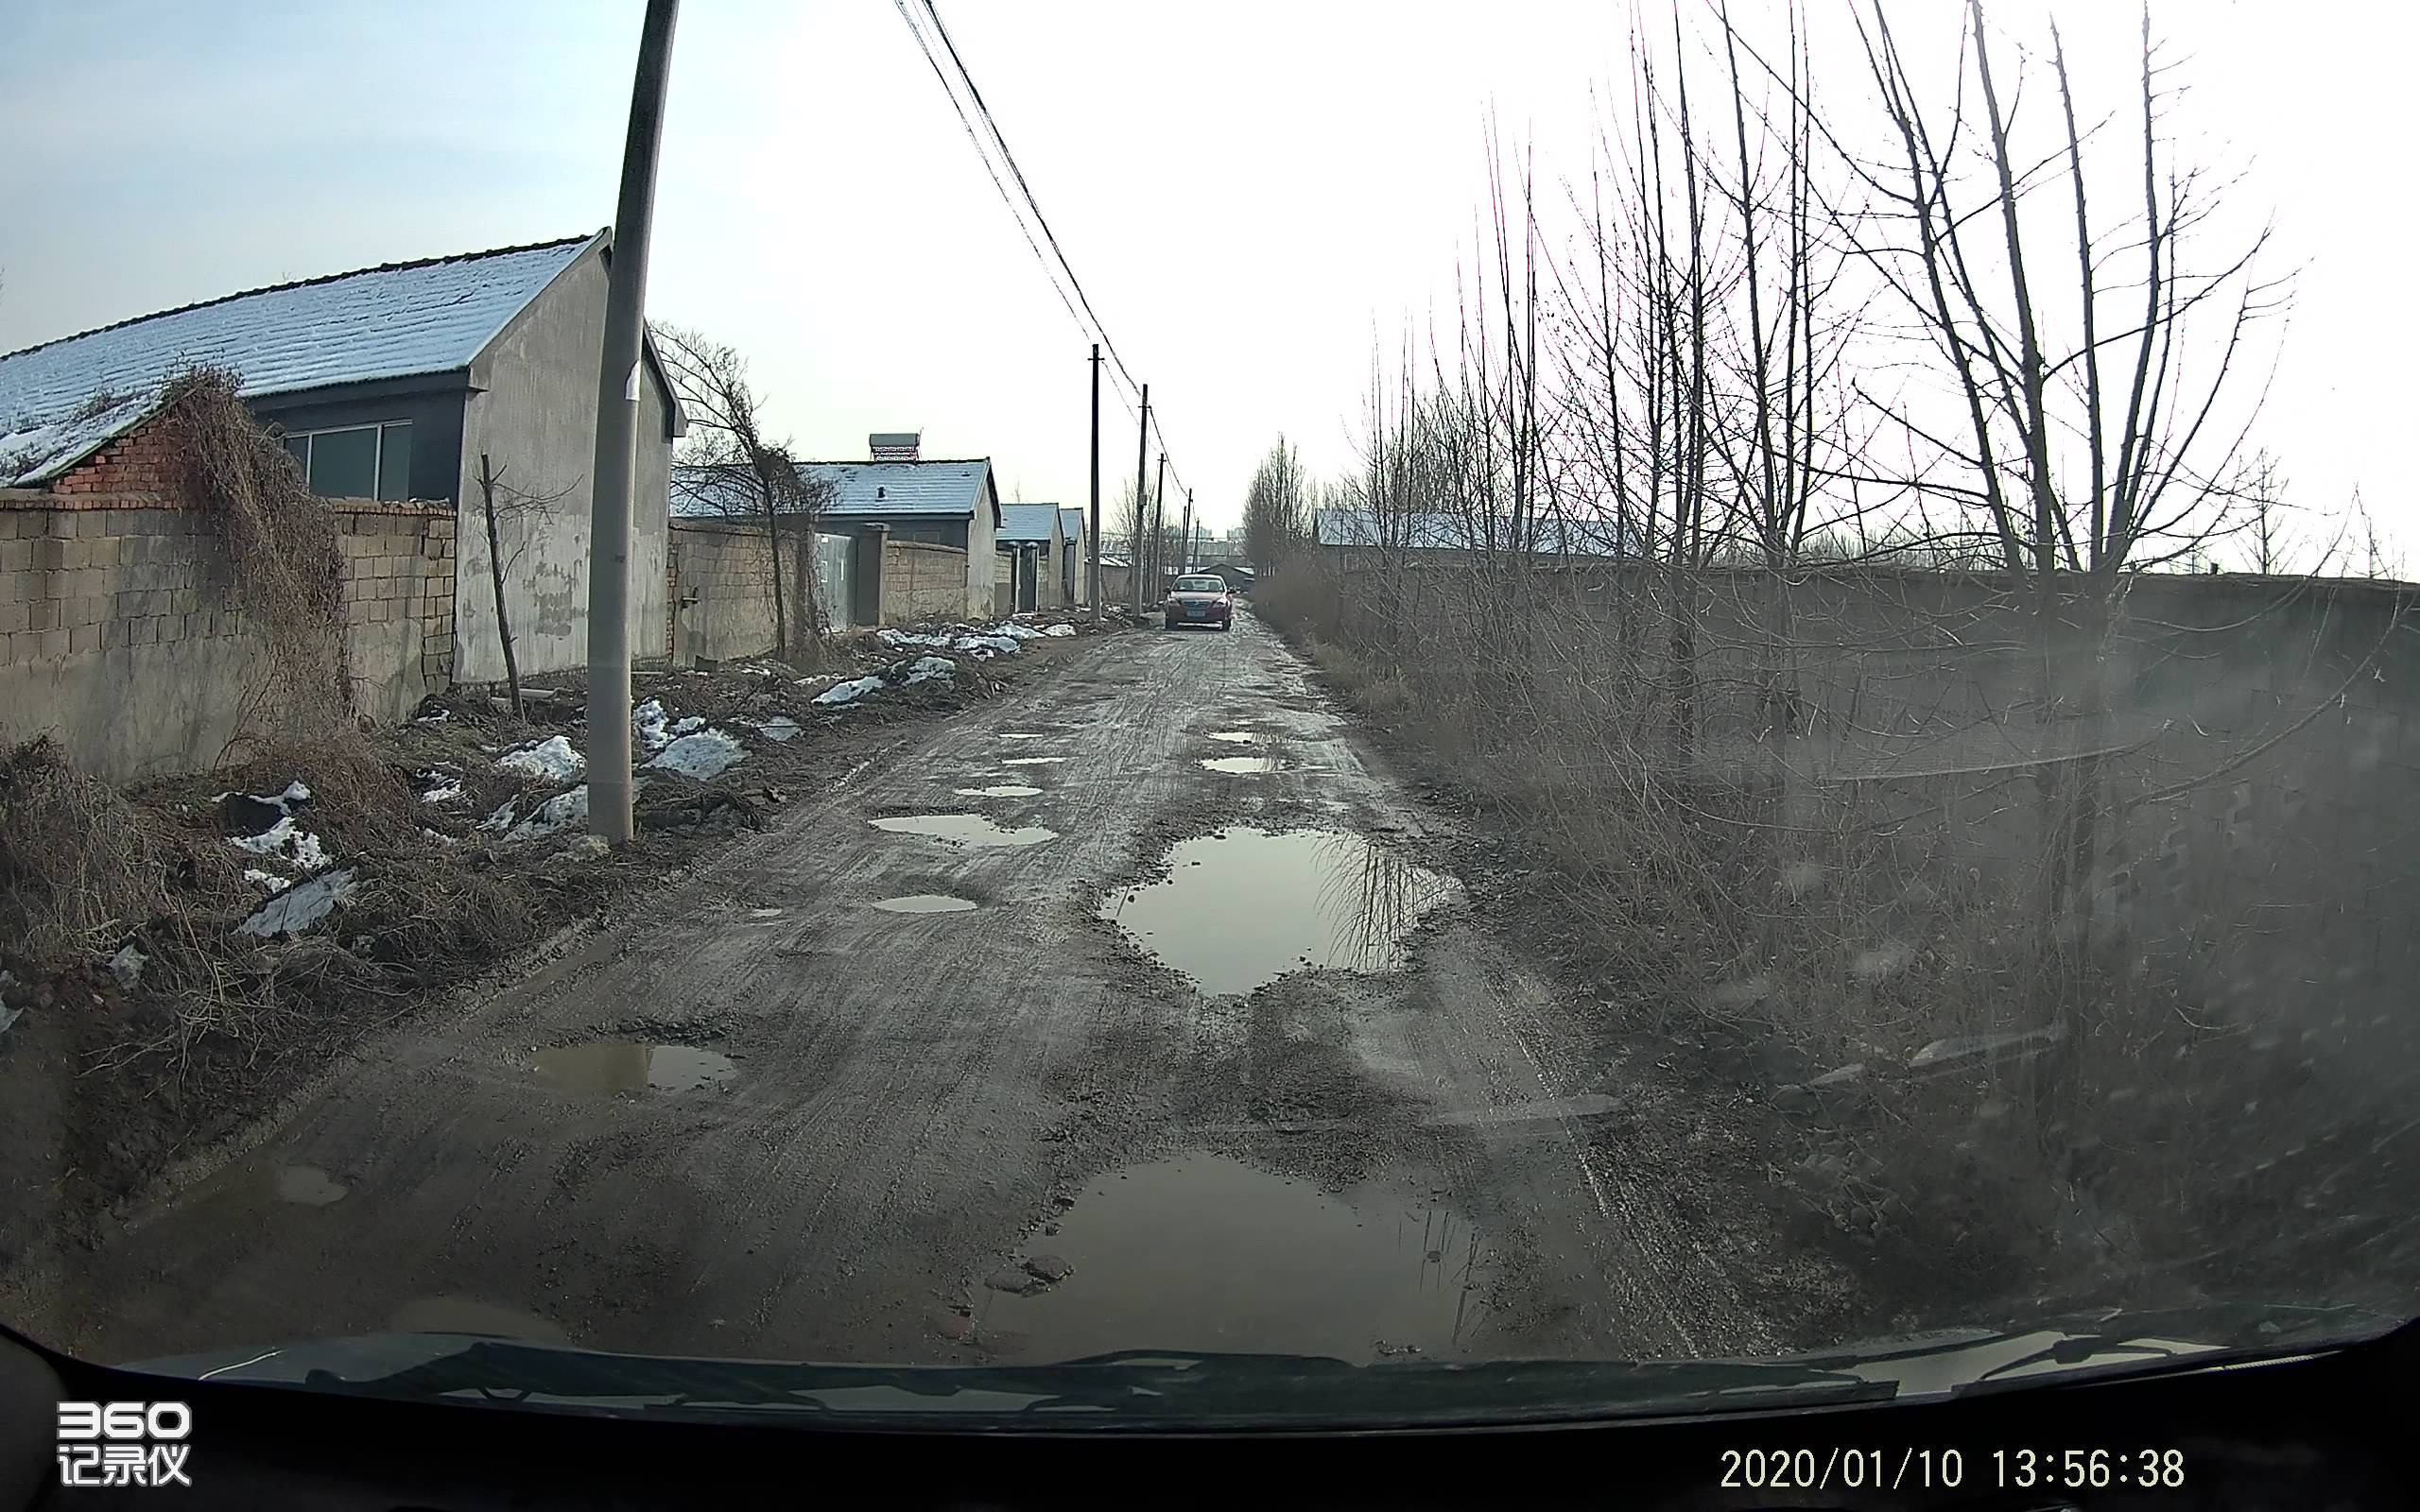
[668, 520, 779, 664]
[0, 494, 457, 781]
[1326, 560, 2420, 1107]
[333, 504, 456, 719]
[884, 539, 974, 625]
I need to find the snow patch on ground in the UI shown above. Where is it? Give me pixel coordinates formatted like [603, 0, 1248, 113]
[633, 698, 673, 752]
[506, 786, 589, 842]
[646, 730, 746, 781]
[497, 734, 584, 780]
[905, 655, 958, 684]
[1041, 622, 1076, 637]
[242, 868, 292, 894]
[419, 770, 463, 803]
[745, 715, 803, 742]
[235, 868, 357, 939]
[108, 944, 148, 988]
[228, 815, 329, 871]
[815, 676, 885, 706]
[955, 633, 1021, 659]
[479, 799, 519, 833]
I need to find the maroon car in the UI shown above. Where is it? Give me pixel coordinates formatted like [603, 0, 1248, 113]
[1163, 575, 1235, 631]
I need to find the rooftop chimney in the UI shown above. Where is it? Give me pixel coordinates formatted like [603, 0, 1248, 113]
[869, 431, 920, 461]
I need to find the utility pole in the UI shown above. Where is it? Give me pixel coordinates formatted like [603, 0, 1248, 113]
[1130, 383, 1150, 613]
[1180, 488, 1194, 574]
[1149, 450, 1167, 597]
[1087, 343, 1102, 624]
[586, 0, 678, 847]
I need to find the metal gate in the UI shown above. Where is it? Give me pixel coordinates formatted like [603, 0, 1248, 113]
[812, 531, 855, 630]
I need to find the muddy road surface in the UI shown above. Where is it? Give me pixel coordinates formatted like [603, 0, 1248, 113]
[47, 612, 1775, 1367]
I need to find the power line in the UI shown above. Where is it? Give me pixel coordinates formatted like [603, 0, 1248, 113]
[890, 0, 1100, 378]
[919, 0, 1140, 398]
[897, 1, 1197, 508]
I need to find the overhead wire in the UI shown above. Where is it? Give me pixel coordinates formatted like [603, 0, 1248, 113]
[896, 0, 1194, 512]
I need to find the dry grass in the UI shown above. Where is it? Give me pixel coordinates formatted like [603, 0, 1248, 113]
[1257, 556, 2420, 1330]
[156, 369, 351, 758]
[0, 737, 216, 963]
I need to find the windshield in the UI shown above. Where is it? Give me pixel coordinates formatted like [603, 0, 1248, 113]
[2, 0, 2411, 1439]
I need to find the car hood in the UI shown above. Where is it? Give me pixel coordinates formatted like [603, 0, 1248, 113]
[116, 1301, 2403, 1431]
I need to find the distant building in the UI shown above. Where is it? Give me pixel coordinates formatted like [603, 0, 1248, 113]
[1311, 507, 1631, 566]
[672, 434, 1004, 622]
[1058, 506, 1086, 603]
[996, 502, 1065, 612]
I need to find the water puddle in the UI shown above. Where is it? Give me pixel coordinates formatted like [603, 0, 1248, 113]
[390, 1296, 569, 1343]
[1099, 829, 1457, 995]
[998, 732, 1049, 741]
[955, 784, 1043, 798]
[977, 1155, 1489, 1363]
[871, 814, 1057, 848]
[272, 1163, 348, 1206]
[1200, 756, 1279, 773]
[873, 894, 979, 914]
[533, 1041, 735, 1094]
[1207, 730, 1258, 744]
[1000, 756, 1070, 766]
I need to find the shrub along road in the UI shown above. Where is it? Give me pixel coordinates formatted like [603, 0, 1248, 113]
[33, 612, 1801, 1368]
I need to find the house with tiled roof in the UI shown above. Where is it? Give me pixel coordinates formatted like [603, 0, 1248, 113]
[995, 502, 1065, 611]
[673, 433, 1003, 622]
[0, 231, 685, 686]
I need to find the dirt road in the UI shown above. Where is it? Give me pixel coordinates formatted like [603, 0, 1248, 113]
[50, 612, 1774, 1367]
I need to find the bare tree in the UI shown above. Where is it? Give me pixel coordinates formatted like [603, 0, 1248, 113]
[2237, 449, 2292, 575]
[651, 322, 827, 666]
[1243, 437, 1314, 573]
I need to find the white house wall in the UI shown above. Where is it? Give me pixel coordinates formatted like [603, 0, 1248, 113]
[964, 477, 998, 619]
[454, 247, 674, 683]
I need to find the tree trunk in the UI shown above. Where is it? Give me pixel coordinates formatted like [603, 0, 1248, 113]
[759, 469, 788, 663]
[476, 453, 524, 718]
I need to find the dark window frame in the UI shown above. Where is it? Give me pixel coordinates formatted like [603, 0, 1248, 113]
[280, 420, 414, 502]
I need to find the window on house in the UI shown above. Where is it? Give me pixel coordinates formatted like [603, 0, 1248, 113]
[279, 421, 413, 501]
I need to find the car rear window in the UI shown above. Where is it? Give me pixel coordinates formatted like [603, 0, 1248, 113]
[1175, 577, 1226, 593]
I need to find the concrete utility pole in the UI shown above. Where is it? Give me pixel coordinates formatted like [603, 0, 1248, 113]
[1087, 343, 1101, 624]
[1149, 450, 1167, 596]
[1180, 489, 1194, 573]
[1129, 383, 1150, 613]
[586, 0, 679, 847]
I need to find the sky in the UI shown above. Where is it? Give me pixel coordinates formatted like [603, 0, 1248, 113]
[0, 1, 2409, 556]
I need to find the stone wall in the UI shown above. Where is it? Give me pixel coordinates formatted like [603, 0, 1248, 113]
[0, 492, 455, 781]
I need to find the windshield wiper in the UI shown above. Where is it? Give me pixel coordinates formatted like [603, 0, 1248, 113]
[243, 1339, 1888, 1427]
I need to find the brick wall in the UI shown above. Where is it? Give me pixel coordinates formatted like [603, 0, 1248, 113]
[0, 493, 458, 780]
[44, 421, 184, 500]
[884, 538, 971, 625]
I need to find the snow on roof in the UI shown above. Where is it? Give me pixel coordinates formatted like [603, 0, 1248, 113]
[997, 502, 1061, 543]
[1312, 507, 1632, 557]
[0, 232, 599, 487]
[803, 458, 994, 521]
